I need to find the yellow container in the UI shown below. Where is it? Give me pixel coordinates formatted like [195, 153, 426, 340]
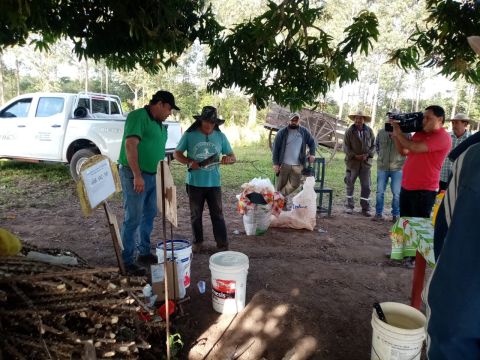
[432, 191, 445, 226]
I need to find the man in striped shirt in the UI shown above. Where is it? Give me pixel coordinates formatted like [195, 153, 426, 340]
[438, 113, 472, 190]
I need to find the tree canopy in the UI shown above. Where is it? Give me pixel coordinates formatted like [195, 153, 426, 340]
[0, 0, 379, 109]
[392, 0, 480, 83]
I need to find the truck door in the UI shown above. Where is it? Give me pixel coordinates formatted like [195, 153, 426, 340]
[28, 96, 68, 160]
[0, 97, 33, 157]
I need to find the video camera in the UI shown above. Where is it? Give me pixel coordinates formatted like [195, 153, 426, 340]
[384, 112, 424, 133]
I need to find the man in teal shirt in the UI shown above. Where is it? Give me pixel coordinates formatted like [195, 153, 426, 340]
[118, 90, 180, 275]
[174, 106, 236, 253]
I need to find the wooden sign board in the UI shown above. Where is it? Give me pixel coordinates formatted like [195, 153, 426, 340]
[77, 155, 121, 216]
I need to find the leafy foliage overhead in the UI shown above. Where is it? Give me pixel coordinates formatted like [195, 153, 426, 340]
[207, 1, 379, 109]
[0, 0, 379, 109]
[391, 0, 480, 83]
[0, 0, 221, 72]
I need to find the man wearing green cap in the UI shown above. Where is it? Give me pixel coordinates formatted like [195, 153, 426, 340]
[118, 90, 180, 276]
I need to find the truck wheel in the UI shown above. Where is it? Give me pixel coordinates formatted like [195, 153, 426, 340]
[70, 148, 97, 181]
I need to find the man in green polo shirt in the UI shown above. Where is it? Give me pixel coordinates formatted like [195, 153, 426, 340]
[118, 90, 180, 275]
[174, 106, 236, 253]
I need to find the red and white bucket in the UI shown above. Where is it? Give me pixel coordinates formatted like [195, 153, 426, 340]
[209, 251, 249, 314]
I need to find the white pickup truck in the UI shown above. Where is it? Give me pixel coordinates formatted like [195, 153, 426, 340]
[0, 92, 182, 179]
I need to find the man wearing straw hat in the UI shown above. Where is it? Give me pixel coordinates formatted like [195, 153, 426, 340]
[438, 113, 473, 191]
[174, 106, 236, 254]
[343, 110, 376, 216]
[427, 35, 480, 359]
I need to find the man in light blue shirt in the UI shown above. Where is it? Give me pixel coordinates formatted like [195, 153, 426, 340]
[174, 106, 236, 253]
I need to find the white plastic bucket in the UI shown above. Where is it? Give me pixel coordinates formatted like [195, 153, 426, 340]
[156, 240, 192, 288]
[209, 251, 249, 314]
[371, 302, 426, 360]
[243, 204, 271, 236]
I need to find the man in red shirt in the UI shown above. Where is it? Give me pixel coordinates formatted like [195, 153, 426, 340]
[391, 105, 451, 266]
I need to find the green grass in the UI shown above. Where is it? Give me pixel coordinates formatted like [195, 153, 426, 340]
[0, 160, 71, 185]
[1, 144, 392, 209]
[170, 140, 274, 191]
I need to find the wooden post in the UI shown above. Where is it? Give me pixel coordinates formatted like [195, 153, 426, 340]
[103, 202, 126, 276]
[160, 161, 171, 360]
[410, 251, 427, 310]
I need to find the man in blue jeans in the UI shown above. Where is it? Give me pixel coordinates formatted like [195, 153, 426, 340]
[373, 110, 408, 222]
[118, 90, 180, 275]
[174, 106, 236, 253]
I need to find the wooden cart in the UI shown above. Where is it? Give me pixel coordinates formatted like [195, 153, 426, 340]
[265, 104, 346, 163]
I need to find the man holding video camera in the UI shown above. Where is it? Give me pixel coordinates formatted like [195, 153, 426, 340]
[391, 105, 451, 261]
[390, 105, 451, 221]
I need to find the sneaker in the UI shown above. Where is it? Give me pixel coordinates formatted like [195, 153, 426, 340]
[392, 216, 399, 223]
[216, 243, 229, 252]
[192, 243, 203, 254]
[345, 208, 353, 215]
[125, 263, 146, 276]
[372, 214, 384, 221]
[137, 254, 158, 266]
[362, 210, 372, 217]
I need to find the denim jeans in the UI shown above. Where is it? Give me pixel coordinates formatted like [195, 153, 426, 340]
[375, 170, 402, 216]
[186, 185, 227, 247]
[119, 166, 157, 266]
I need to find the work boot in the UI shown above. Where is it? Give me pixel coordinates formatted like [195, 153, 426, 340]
[137, 254, 158, 266]
[392, 216, 399, 223]
[125, 263, 146, 276]
[362, 209, 372, 217]
[192, 243, 203, 254]
[216, 243, 229, 252]
[372, 214, 384, 221]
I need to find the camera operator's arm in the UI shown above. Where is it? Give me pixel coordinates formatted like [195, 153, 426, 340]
[391, 121, 428, 154]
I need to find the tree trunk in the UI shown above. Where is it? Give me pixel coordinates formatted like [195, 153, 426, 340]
[105, 66, 109, 94]
[450, 83, 458, 118]
[0, 55, 4, 106]
[466, 84, 476, 116]
[337, 83, 345, 121]
[15, 58, 20, 96]
[370, 67, 381, 131]
[84, 59, 89, 92]
[247, 103, 257, 127]
[134, 88, 139, 109]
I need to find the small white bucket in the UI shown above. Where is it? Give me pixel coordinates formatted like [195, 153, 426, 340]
[209, 251, 249, 314]
[371, 302, 426, 360]
[156, 240, 192, 288]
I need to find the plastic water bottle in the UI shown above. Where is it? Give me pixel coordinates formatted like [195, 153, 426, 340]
[197, 280, 206, 294]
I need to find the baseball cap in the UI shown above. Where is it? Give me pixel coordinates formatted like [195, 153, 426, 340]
[150, 90, 180, 110]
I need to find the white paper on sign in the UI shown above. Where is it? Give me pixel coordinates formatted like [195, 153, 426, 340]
[156, 161, 178, 227]
[81, 158, 116, 208]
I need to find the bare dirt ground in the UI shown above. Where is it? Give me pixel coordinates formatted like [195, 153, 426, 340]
[0, 178, 425, 359]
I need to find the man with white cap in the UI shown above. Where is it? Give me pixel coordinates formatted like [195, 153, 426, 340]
[438, 113, 472, 190]
[343, 110, 375, 216]
[272, 112, 316, 197]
